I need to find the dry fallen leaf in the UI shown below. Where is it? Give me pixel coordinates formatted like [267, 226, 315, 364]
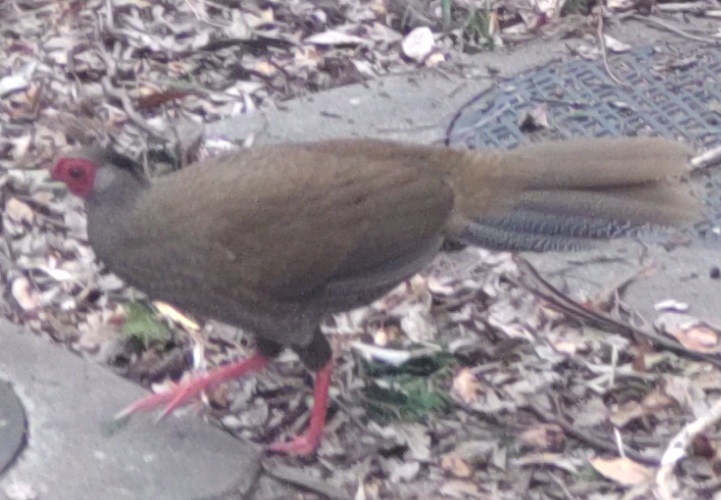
[642, 388, 677, 413]
[656, 313, 721, 354]
[424, 52, 445, 67]
[693, 370, 721, 391]
[371, 324, 401, 346]
[514, 453, 580, 473]
[253, 61, 277, 77]
[451, 367, 485, 404]
[518, 423, 566, 452]
[153, 300, 200, 330]
[518, 104, 550, 130]
[114, 0, 153, 7]
[398, 423, 431, 461]
[5, 197, 35, 224]
[304, 30, 366, 46]
[0, 68, 32, 97]
[610, 401, 644, 428]
[440, 454, 472, 478]
[400, 308, 436, 342]
[590, 456, 652, 486]
[611, 389, 675, 428]
[11, 277, 39, 311]
[438, 480, 482, 499]
[603, 35, 632, 53]
[547, 329, 589, 355]
[607, 0, 635, 9]
[675, 324, 721, 353]
[385, 459, 420, 482]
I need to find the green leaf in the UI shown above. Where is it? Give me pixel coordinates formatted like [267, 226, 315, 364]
[121, 302, 173, 346]
[362, 376, 451, 424]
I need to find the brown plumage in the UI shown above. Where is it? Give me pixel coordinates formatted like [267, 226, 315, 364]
[51, 136, 697, 455]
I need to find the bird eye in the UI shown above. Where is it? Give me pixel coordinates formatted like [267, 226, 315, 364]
[69, 167, 85, 179]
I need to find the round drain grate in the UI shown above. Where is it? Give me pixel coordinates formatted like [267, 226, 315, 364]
[0, 380, 27, 477]
[447, 43, 721, 236]
[447, 43, 721, 151]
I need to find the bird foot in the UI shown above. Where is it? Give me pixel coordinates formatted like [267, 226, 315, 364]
[266, 360, 333, 456]
[114, 353, 271, 421]
[114, 377, 211, 421]
[268, 433, 321, 456]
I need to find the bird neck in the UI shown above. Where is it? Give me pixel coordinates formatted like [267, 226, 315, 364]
[87, 164, 149, 209]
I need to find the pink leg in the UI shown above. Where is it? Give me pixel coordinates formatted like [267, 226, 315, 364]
[268, 360, 333, 456]
[115, 353, 271, 420]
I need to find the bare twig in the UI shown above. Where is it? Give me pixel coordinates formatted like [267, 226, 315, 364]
[261, 461, 351, 500]
[527, 400, 659, 465]
[548, 472, 578, 500]
[100, 78, 170, 143]
[512, 255, 721, 369]
[657, 2, 713, 13]
[595, 7, 628, 88]
[656, 397, 721, 499]
[690, 144, 721, 171]
[630, 14, 719, 43]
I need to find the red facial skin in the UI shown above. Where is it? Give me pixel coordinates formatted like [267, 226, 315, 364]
[51, 158, 97, 198]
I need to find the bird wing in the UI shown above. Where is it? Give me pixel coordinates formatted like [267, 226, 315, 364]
[129, 140, 456, 304]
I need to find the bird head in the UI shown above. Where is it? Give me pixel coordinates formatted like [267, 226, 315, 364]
[51, 154, 99, 198]
[52, 147, 144, 198]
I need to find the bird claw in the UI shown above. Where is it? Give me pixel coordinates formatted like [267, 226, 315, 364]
[114, 378, 206, 421]
[266, 360, 332, 456]
[267, 434, 320, 456]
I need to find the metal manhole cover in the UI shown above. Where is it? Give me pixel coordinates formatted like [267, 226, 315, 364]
[447, 42, 721, 236]
[447, 43, 721, 151]
[0, 380, 26, 476]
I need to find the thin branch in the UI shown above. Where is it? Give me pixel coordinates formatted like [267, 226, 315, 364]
[526, 400, 659, 465]
[656, 397, 721, 499]
[261, 461, 351, 500]
[630, 13, 719, 43]
[511, 255, 721, 369]
[596, 7, 628, 88]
